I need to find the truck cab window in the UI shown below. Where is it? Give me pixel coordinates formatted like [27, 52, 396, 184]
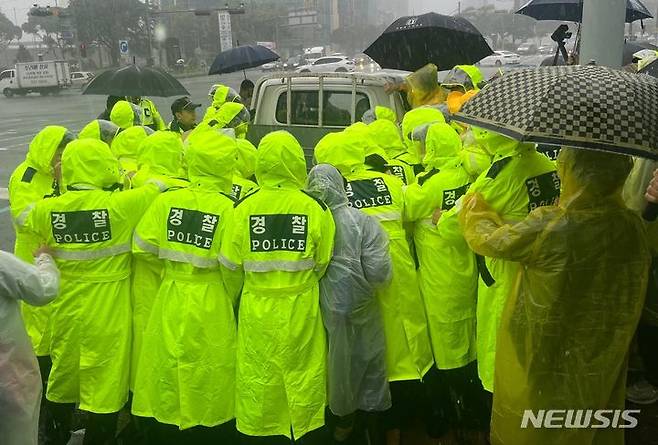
[276, 91, 370, 127]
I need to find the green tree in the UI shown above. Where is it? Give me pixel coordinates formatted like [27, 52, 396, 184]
[15, 44, 33, 63]
[0, 11, 21, 44]
[67, 0, 149, 66]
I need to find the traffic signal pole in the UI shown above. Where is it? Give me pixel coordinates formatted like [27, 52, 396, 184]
[579, 0, 626, 68]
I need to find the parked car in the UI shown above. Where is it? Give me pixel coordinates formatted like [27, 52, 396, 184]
[261, 61, 283, 72]
[517, 43, 538, 55]
[70, 71, 94, 88]
[479, 51, 521, 66]
[296, 56, 355, 73]
[538, 45, 555, 55]
[283, 55, 305, 71]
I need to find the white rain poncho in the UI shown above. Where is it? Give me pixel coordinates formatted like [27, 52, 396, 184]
[0, 251, 59, 445]
[306, 164, 393, 417]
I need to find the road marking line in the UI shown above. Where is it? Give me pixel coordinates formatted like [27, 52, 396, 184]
[0, 188, 8, 200]
[0, 207, 10, 214]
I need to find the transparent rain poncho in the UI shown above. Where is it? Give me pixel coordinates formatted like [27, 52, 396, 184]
[306, 164, 392, 417]
[0, 251, 59, 445]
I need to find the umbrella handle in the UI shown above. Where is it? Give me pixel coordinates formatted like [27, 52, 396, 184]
[643, 202, 658, 222]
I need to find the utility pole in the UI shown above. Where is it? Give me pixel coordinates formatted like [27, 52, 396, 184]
[145, 0, 154, 65]
[580, 0, 626, 67]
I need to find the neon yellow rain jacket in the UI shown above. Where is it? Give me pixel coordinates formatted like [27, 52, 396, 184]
[111, 126, 153, 177]
[400, 106, 446, 172]
[315, 131, 433, 382]
[461, 148, 649, 445]
[128, 131, 189, 390]
[202, 85, 241, 122]
[110, 100, 139, 130]
[25, 139, 162, 413]
[220, 131, 335, 439]
[404, 123, 477, 369]
[138, 98, 166, 131]
[78, 120, 120, 146]
[131, 130, 238, 429]
[460, 135, 559, 392]
[8, 126, 72, 355]
[368, 119, 416, 185]
[232, 139, 258, 200]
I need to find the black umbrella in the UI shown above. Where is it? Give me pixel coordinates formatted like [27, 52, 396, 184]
[453, 65, 658, 160]
[540, 41, 658, 66]
[209, 44, 280, 76]
[517, 0, 653, 23]
[82, 65, 189, 97]
[364, 12, 493, 72]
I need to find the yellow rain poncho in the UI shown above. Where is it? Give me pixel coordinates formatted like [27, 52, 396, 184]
[406, 63, 447, 108]
[219, 131, 335, 439]
[460, 148, 649, 445]
[232, 139, 258, 200]
[8, 126, 74, 355]
[111, 125, 154, 177]
[400, 106, 446, 170]
[128, 131, 189, 390]
[404, 123, 477, 369]
[460, 134, 560, 392]
[78, 120, 120, 146]
[315, 131, 433, 382]
[25, 139, 162, 413]
[131, 130, 238, 429]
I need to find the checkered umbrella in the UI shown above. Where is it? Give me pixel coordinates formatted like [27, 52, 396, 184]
[452, 65, 658, 160]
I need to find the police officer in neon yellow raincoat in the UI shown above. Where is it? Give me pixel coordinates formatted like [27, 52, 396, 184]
[461, 148, 650, 445]
[368, 118, 416, 185]
[459, 134, 560, 394]
[219, 131, 335, 441]
[129, 131, 189, 390]
[131, 130, 238, 438]
[25, 139, 163, 442]
[111, 125, 154, 178]
[405, 123, 476, 370]
[203, 84, 241, 122]
[315, 131, 434, 386]
[9, 127, 74, 356]
[400, 106, 446, 174]
[78, 119, 120, 146]
[213, 102, 250, 139]
[232, 139, 258, 200]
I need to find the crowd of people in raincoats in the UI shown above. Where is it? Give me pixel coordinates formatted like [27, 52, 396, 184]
[3, 61, 658, 445]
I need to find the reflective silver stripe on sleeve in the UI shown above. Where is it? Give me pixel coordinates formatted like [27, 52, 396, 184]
[219, 254, 241, 271]
[133, 233, 159, 256]
[243, 258, 316, 273]
[15, 204, 35, 228]
[370, 211, 402, 222]
[158, 247, 218, 268]
[52, 243, 131, 260]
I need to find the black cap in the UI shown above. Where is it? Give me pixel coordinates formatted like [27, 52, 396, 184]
[171, 97, 201, 115]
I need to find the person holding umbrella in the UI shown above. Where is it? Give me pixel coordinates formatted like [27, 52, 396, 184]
[128, 96, 166, 131]
[460, 147, 649, 445]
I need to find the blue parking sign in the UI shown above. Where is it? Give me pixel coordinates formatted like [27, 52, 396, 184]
[119, 40, 129, 55]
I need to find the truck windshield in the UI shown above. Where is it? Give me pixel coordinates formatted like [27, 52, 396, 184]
[276, 90, 371, 127]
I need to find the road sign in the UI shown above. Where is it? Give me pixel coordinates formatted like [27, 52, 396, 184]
[60, 30, 74, 41]
[119, 40, 129, 55]
[218, 11, 233, 52]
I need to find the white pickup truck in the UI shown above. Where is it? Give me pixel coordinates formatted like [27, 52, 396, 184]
[247, 72, 410, 165]
[0, 61, 72, 98]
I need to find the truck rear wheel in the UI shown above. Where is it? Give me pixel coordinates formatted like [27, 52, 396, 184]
[3, 88, 13, 98]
